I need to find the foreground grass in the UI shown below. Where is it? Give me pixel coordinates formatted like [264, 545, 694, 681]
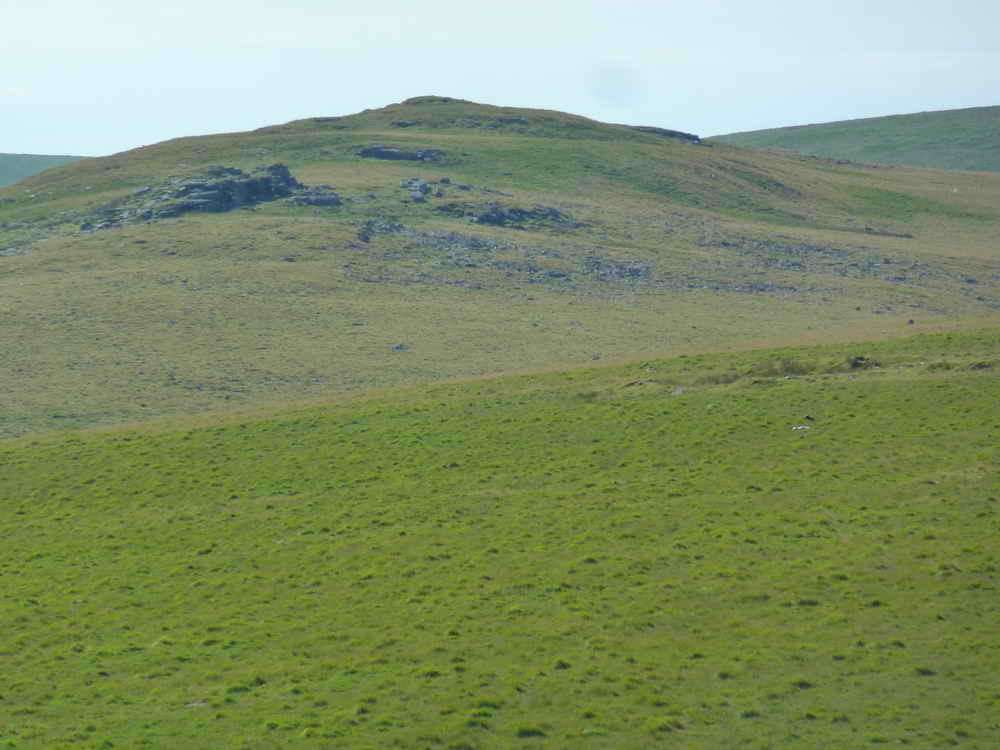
[2, 330, 999, 749]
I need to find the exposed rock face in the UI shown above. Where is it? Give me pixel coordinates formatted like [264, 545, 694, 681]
[356, 144, 446, 162]
[435, 201, 582, 230]
[80, 164, 342, 230]
[158, 164, 301, 215]
[119, 164, 298, 223]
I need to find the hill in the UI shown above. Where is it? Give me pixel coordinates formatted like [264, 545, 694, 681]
[2, 329, 998, 748]
[1, 95, 999, 438]
[711, 105, 1000, 172]
[0, 152, 84, 187]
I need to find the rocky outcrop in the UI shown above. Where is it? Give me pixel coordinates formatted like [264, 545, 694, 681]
[400, 176, 432, 202]
[79, 164, 342, 230]
[435, 201, 582, 230]
[154, 164, 300, 216]
[288, 185, 343, 207]
[356, 144, 446, 162]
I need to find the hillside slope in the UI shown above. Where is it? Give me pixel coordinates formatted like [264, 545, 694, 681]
[2, 330, 998, 748]
[0, 152, 84, 187]
[711, 105, 1000, 172]
[1, 96, 998, 438]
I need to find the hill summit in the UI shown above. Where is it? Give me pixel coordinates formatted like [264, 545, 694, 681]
[0, 96, 998, 437]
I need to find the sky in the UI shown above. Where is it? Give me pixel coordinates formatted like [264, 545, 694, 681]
[3, 0, 998, 156]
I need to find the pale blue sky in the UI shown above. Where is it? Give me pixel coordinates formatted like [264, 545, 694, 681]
[3, 0, 998, 156]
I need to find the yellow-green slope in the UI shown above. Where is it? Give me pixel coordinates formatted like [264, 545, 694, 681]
[2, 330, 998, 748]
[1, 96, 998, 438]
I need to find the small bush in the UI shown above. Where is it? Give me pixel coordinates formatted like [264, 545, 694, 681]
[846, 355, 881, 370]
[516, 726, 546, 738]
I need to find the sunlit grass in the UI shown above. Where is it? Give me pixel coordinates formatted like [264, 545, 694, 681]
[2, 330, 998, 748]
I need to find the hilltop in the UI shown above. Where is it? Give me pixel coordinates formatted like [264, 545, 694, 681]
[1, 95, 998, 437]
[0, 152, 84, 188]
[711, 105, 1000, 172]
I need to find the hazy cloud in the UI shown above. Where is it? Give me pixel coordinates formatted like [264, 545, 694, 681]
[589, 62, 643, 109]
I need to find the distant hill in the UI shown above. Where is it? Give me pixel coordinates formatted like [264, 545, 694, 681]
[1, 95, 998, 437]
[0, 152, 84, 187]
[711, 105, 1000, 172]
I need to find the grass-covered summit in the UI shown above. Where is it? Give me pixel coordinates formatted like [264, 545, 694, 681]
[1, 96, 998, 438]
[711, 105, 1000, 172]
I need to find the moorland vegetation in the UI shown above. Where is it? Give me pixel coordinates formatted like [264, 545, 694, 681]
[1, 329, 998, 748]
[1, 96, 998, 749]
[1, 95, 998, 437]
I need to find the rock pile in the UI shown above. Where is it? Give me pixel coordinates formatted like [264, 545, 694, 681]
[79, 164, 342, 230]
[146, 164, 299, 217]
[288, 185, 343, 207]
[584, 255, 652, 281]
[401, 177, 433, 202]
[435, 201, 582, 230]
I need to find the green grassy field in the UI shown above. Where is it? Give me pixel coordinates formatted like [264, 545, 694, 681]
[711, 105, 1000, 172]
[0, 154, 84, 188]
[2, 329, 998, 749]
[2, 96, 998, 439]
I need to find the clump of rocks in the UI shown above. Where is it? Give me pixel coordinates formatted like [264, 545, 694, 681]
[584, 255, 652, 281]
[435, 201, 583, 230]
[79, 164, 342, 231]
[401, 177, 432, 203]
[288, 185, 343, 207]
[399, 176, 453, 202]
